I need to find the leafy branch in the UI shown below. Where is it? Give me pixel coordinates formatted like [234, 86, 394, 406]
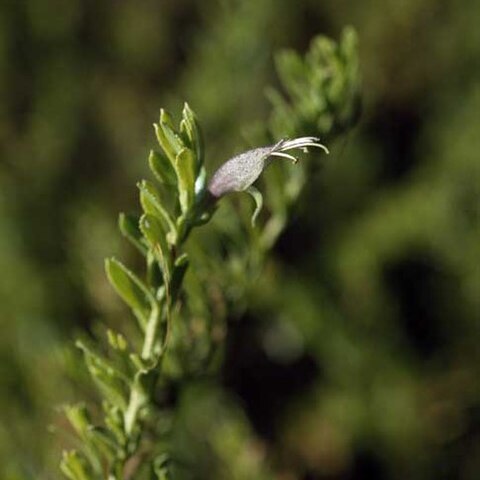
[60, 27, 360, 480]
[61, 103, 211, 479]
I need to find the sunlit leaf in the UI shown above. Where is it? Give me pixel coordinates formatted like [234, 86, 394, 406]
[139, 214, 171, 282]
[175, 148, 196, 214]
[149, 150, 177, 186]
[105, 257, 156, 327]
[118, 213, 147, 255]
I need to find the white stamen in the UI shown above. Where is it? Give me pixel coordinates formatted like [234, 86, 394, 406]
[280, 136, 319, 148]
[270, 151, 299, 163]
[275, 136, 329, 155]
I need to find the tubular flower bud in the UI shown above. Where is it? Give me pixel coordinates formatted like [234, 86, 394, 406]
[207, 137, 329, 198]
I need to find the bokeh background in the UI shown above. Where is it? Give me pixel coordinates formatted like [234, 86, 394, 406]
[1, 0, 479, 479]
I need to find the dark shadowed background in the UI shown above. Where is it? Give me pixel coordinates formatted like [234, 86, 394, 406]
[0, 0, 479, 479]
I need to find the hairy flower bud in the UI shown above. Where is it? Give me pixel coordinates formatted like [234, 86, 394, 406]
[207, 137, 328, 198]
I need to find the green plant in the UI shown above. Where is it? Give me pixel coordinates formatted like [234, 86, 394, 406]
[60, 27, 360, 480]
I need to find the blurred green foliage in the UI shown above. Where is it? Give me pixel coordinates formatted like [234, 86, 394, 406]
[0, 1, 479, 479]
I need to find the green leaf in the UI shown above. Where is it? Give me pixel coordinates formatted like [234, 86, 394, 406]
[64, 403, 91, 433]
[105, 258, 156, 328]
[138, 180, 177, 242]
[175, 148, 196, 214]
[76, 340, 129, 409]
[103, 404, 126, 445]
[149, 149, 177, 186]
[107, 329, 128, 351]
[246, 186, 263, 226]
[153, 109, 184, 163]
[118, 213, 147, 255]
[154, 124, 174, 164]
[60, 451, 91, 480]
[87, 426, 118, 460]
[140, 214, 171, 283]
[64, 404, 118, 462]
[159, 109, 175, 130]
[76, 339, 123, 379]
[180, 102, 204, 169]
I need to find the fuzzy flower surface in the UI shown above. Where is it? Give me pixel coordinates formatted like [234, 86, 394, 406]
[207, 137, 328, 198]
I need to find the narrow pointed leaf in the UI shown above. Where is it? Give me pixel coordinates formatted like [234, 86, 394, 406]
[103, 405, 125, 445]
[64, 404, 92, 438]
[76, 340, 130, 411]
[149, 150, 177, 186]
[181, 102, 204, 169]
[154, 123, 175, 164]
[76, 340, 129, 384]
[118, 213, 147, 255]
[175, 148, 196, 213]
[87, 426, 118, 460]
[159, 109, 184, 159]
[60, 451, 91, 480]
[105, 258, 155, 326]
[138, 180, 177, 241]
[139, 214, 171, 282]
[107, 329, 128, 351]
[81, 353, 128, 409]
[153, 110, 184, 164]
